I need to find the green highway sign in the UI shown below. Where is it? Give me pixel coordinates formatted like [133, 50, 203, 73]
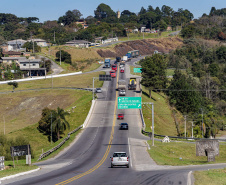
[118, 97, 142, 109]
[133, 68, 142, 73]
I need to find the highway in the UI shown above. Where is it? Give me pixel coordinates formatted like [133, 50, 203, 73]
[3, 59, 226, 185]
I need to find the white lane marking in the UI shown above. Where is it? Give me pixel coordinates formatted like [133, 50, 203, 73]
[187, 171, 192, 185]
[128, 138, 132, 168]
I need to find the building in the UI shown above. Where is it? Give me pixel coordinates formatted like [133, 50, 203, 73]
[27, 39, 48, 47]
[117, 11, 121, 19]
[65, 40, 90, 48]
[1, 57, 27, 65]
[19, 59, 46, 77]
[2, 51, 22, 57]
[7, 39, 27, 51]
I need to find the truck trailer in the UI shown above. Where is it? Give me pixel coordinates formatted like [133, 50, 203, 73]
[128, 78, 137, 90]
[104, 58, 111, 68]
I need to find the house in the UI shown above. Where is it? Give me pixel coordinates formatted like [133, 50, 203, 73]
[75, 19, 88, 29]
[27, 39, 48, 47]
[2, 51, 22, 57]
[95, 37, 103, 43]
[140, 27, 146, 33]
[19, 59, 46, 77]
[1, 57, 27, 65]
[7, 39, 27, 51]
[65, 40, 90, 48]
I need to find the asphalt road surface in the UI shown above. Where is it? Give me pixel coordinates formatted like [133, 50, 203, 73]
[3, 59, 226, 185]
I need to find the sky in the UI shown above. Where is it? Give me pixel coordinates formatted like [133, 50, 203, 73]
[0, 0, 225, 23]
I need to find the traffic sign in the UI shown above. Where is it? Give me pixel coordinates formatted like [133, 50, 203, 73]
[133, 68, 142, 73]
[99, 75, 111, 81]
[118, 97, 142, 109]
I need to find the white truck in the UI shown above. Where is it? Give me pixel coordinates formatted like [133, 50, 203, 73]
[110, 152, 129, 168]
[122, 56, 128, 62]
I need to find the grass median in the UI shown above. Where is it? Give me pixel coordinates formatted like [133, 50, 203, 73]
[147, 140, 226, 166]
[194, 169, 226, 185]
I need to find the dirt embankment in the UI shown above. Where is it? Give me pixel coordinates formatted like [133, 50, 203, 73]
[97, 37, 183, 57]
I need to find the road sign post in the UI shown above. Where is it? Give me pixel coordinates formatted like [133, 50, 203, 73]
[133, 68, 142, 73]
[118, 97, 142, 109]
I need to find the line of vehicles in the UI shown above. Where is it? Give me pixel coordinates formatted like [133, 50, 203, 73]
[110, 51, 140, 168]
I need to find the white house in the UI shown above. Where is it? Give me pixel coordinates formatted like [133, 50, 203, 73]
[27, 39, 48, 47]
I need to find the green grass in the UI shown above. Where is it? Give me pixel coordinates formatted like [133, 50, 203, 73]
[118, 31, 176, 41]
[0, 71, 105, 92]
[147, 140, 226, 166]
[142, 87, 178, 136]
[194, 169, 226, 185]
[130, 66, 141, 76]
[0, 161, 38, 178]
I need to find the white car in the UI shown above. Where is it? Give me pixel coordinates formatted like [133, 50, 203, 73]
[96, 88, 102, 93]
[110, 152, 129, 168]
[119, 89, 126, 96]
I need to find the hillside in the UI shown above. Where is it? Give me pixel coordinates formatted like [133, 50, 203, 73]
[97, 37, 183, 57]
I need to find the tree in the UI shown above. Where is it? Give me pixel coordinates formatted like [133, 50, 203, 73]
[94, 3, 116, 21]
[56, 50, 72, 64]
[58, 10, 79, 26]
[8, 81, 18, 92]
[72, 9, 83, 19]
[23, 41, 41, 52]
[141, 54, 167, 98]
[167, 70, 203, 113]
[52, 107, 70, 140]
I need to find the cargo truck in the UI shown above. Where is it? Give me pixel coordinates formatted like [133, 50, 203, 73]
[104, 58, 111, 68]
[122, 56, 128, 62]
[118, 80, 126, 91]
[128, 78, 137, 90]
[126, 50, 139, 60]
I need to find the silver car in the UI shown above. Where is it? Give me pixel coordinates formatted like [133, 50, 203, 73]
[110, 152, 129, 168]
[119, 89, 126, 96]
[96, 88, 102, 93]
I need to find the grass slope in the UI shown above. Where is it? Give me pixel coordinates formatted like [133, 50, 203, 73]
[39, 46, 103, 73]
[142, 88, 177, 136]
[194, 169, 226, 185]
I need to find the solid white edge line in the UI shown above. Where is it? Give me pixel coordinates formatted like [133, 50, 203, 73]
[128, 138, 132, 168]
[187, 171, 192, 185]
[0, 168, 40, 181]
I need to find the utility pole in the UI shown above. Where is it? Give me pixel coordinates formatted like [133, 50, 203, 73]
[33, 38, 35, 53]
[51, 112, 52, 144]
[184, 115, 187, 137]
[60, 47, 61, 65]
[3, 116, 5, 135]
[29, 59, 31, 77]
[191, 121, 194, 138]
[152, 103, 154, 146]
[54, 31, 55, 43]
[201, 108, 204, 138]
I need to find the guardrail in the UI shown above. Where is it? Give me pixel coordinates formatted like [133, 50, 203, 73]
[139, 109, 146, 129]
[38, 126, 82, 161]
[0, 156, 4, 170]
[141, 130, 226, 142]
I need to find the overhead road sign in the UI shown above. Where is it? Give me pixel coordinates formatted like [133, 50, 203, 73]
[99, 75, 111, 81]
[118, 97, 142, 109]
